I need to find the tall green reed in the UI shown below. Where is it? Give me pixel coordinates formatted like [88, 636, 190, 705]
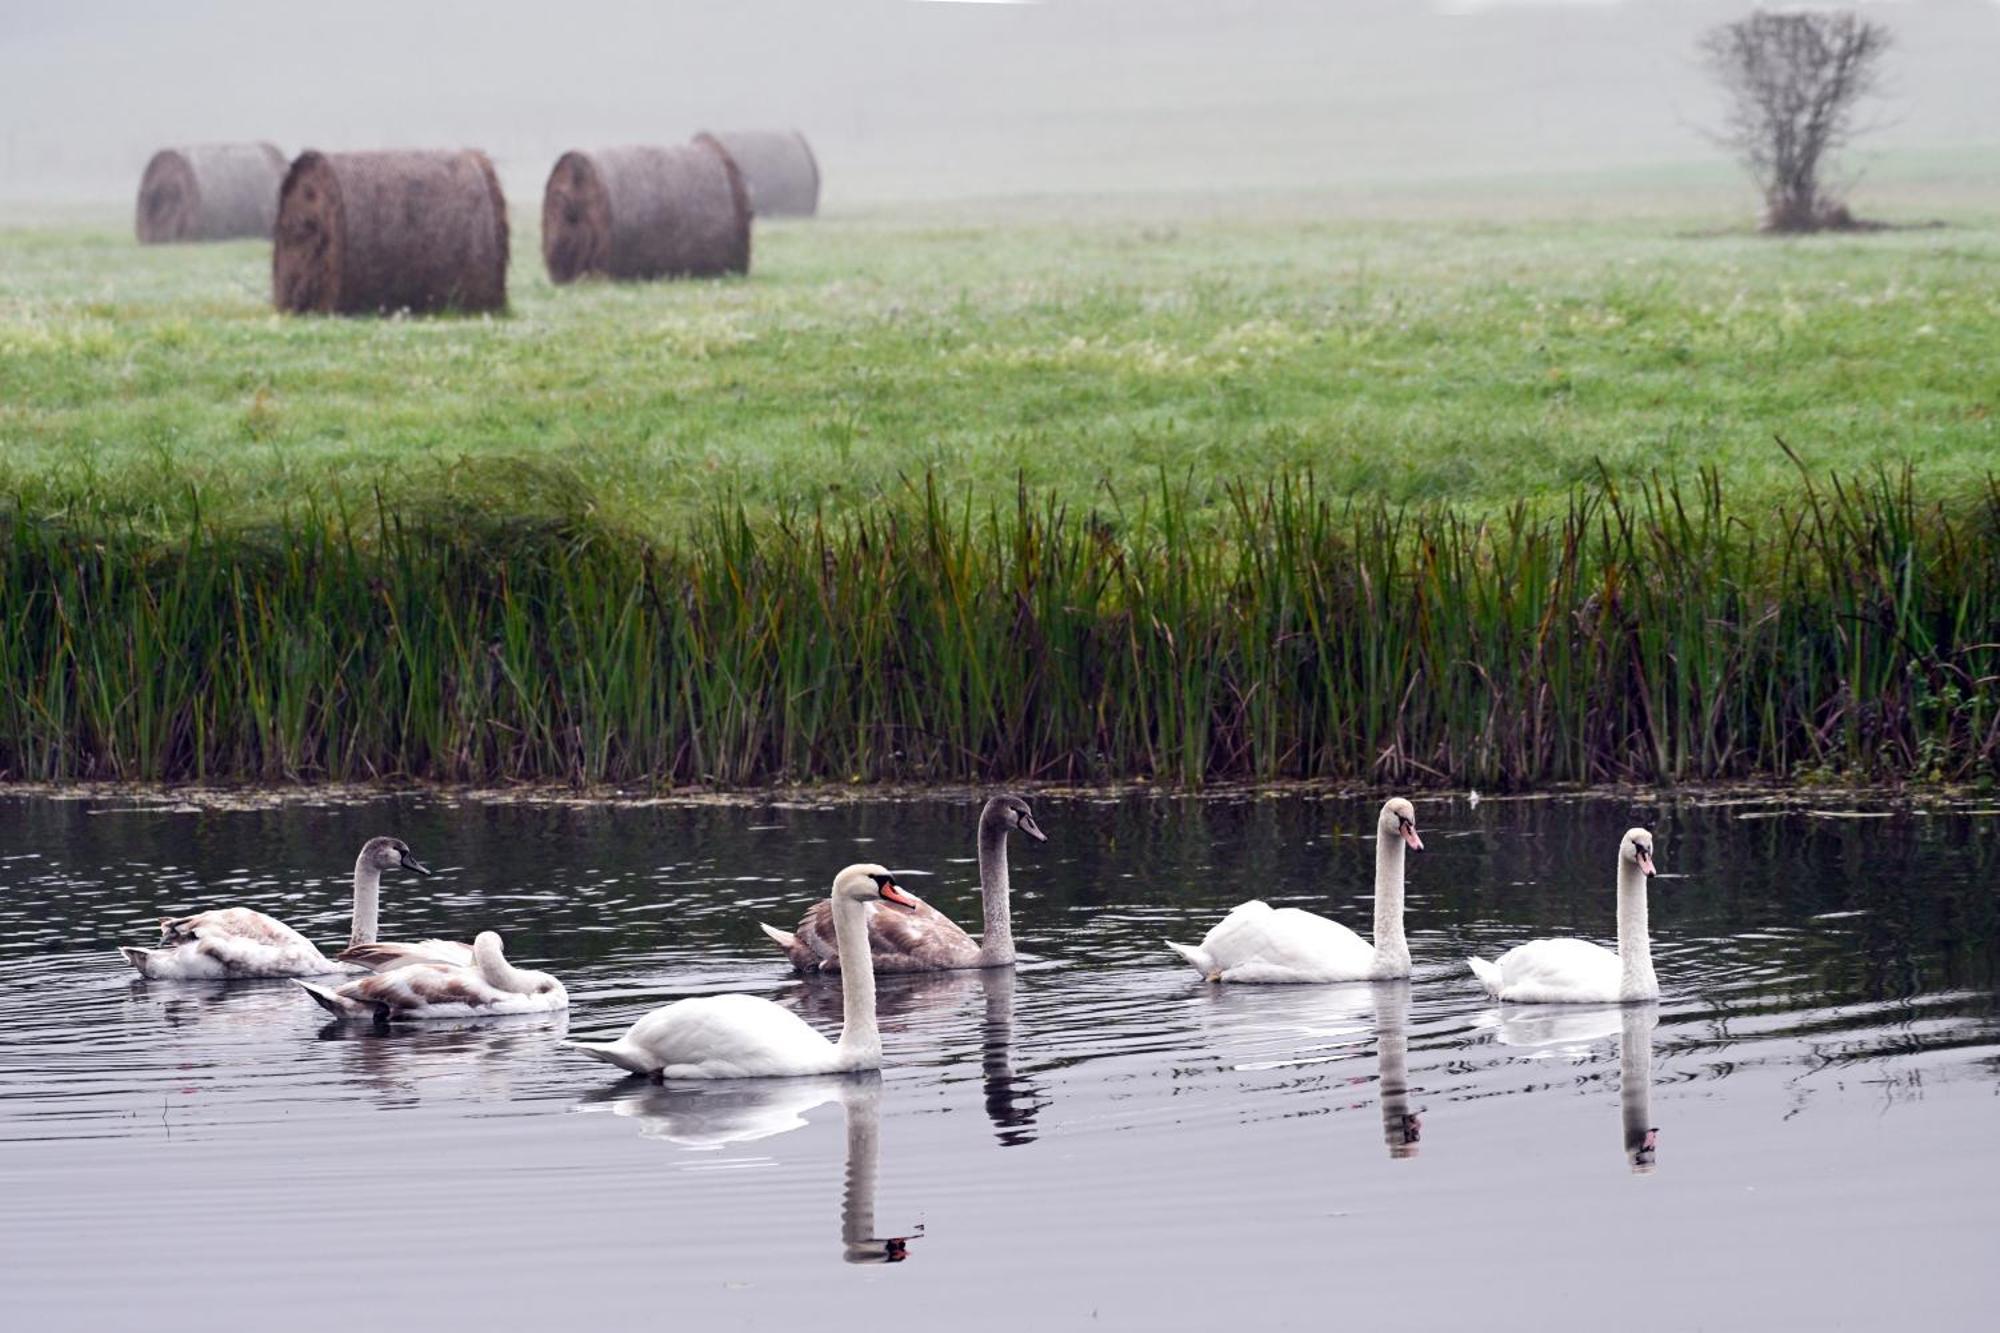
[2, 466, 1994, 788]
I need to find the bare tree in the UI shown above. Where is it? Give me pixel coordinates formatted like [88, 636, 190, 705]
[1699, 10, 1891, 232]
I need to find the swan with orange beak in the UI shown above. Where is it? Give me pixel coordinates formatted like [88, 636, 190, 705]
[1166, 798, 1423, 984]
[567, 865, 923, 1079]
[1467, 827, 1662, 1004]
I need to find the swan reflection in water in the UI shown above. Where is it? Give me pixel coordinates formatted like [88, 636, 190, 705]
[979, 969, 1047, 1146]
[795, 966, 1049, 1146]
[1486, 1002, 1660, 1174]
[313, 1009, 571, 1108]
[1374, 981, 1420, 1160]
[575, 1072, 920, 1263]
[1619, 1005, 1659, 1174]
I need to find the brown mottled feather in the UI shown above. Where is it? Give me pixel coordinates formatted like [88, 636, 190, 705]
[332, 964, 500, 1014]
[787, 894, 980, 974]
[335, 939, 473, 971]
[159, 907, 312, 950]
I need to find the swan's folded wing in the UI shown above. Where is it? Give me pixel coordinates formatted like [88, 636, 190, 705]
[1192, 902, 1376, 981]
[1494, 938, 1622, 1002]
[336, 938, 474, 972]
[163, 907, 314, 951]
[798, 892, 971, 971]
[181, 930, 335, 978]
[627, 994, 832, 1077]
[333, 963, 506, 1013]
[865, 897, 978, 970]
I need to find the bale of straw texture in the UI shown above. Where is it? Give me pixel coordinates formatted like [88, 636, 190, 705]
[272, 149, 508, 316]
[135, 143, 287, 243]
[694, 130, 820, 217]
[541, 142, 751, 283]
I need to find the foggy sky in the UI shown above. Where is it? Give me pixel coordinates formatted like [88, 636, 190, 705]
[2, 0, 1995, 207]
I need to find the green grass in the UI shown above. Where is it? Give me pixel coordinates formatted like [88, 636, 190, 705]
[2, 205, 1996, 532]
[1, 196, 1997, 788]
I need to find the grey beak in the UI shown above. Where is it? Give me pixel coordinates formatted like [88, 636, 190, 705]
[402, 856, 434, 877]
[1018, 815, 1047, 844]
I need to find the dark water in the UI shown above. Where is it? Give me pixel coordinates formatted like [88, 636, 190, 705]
[1, 790, 1996, 1331]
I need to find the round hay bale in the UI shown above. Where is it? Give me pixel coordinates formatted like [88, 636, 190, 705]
[694, 130, 819, 217]
[541, 142, 751, 284]
[272, 149, 508, 316]
[135, 143, 287, 243]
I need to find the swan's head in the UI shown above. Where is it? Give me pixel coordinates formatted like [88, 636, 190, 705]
[845, 1233, 917, 1265]
[1621, 828, 1657, 878]
[472, 930, 505, 963]
[360, 836, 432, 877]
[985, 794, 1047, 844]
[1379, 798, 1423, 851]
[835, 863, 921, 912]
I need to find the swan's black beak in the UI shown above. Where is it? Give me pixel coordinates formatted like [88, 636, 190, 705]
[1018, 813, 1047, 843]
[402, 855, 434, 877]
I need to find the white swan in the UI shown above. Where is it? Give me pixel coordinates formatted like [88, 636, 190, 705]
[565, 864, 920, 1079]
[295, 931, 567, 1021]
[119, 837, 470, 979]
[1467, 827, 1660, 1004]
[761, 795, 1044, 973]
[1164, 797, 1423, 983]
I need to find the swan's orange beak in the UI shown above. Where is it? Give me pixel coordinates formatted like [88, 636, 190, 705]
[1399, 819, 1424, 852]
[1637, 850, 1656, 877]
[879, 881, 921, 911]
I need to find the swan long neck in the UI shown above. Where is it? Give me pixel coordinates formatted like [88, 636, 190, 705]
[975, 816, 1016, 966]
[1616, 858, 1657, 1000]
[347, 856, 381, 948]
[1370, 829, 1410, 976]
[473, 937, 536, 994]
[831, 894, 882, 1068]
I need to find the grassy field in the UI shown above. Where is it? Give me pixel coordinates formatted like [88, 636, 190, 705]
[3, 201, 1996, 533]
[1, 192, 1997, 788]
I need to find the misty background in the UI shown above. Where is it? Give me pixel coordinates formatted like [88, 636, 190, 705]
[3, 0, 1996, 211]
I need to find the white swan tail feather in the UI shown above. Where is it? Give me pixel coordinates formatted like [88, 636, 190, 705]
[758, 921, 798, 950]
[1165, 940, 1214, 979]
[119, 946, 155, 976]
[563, 1039, 659, 1077]
[1467, 956, 1503, 996]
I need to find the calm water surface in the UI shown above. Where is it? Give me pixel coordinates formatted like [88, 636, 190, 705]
[1, 791, 1995, 1330]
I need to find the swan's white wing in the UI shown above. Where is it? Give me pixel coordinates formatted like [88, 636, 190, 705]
[1198, 901, 1376, 983]
[625, 994, 838, 1079]
[1492, 938, 1623, 1004]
